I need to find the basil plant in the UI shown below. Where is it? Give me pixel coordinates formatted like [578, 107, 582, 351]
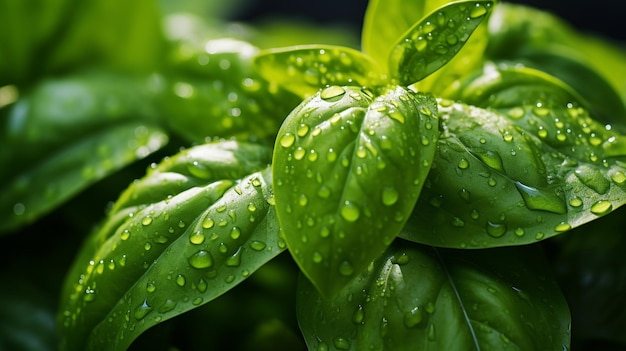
[1, 0, 625, 350]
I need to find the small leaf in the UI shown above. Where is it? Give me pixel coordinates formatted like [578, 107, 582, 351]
[0, 122, 167, 234]
[57, 141, 281, 351]
[362, 0, 450, 72]
[254, 45, 384, 98]
[273, 85, 438, 298]
[389, 1, 494, 86]
[402, 67, 626, 248]
[297, 240, 571, 351]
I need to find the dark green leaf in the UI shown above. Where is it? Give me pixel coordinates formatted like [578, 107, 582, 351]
[402, 66, 626, 248]
[297, 240, 571, 351]
[57, 141, 282, 351]
[362, 0, 450, 72]
[388, 1, 494, 86]
[253, 45, 384, 98]
[273, 85, 438, 298]
[552, 206, 626, 346]
[0, 122, 167, 234]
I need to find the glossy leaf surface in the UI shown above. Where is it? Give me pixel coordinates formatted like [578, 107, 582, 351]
[58, 141, 282, 351]
[402, 66, 626, 248]
[297, 241, 571, 351]
[388, 1, 493, 86]
[254, 45, 383, 98]
[273, 85, 438, 297]
[362, 0, 450, 72]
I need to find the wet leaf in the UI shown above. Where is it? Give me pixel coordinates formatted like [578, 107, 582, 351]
[297, 240, 571, 351]
[273, 85, 438, 298]
[388, 1, 494, 86]
[253, 45, 384, 98]
[57, 141, 282, 351]
[402, 66, 626, 248]
[362, 0, 450, 72]
[0, 122, 167, 234]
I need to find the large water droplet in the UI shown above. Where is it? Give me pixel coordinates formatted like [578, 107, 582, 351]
[320, 86, 346, 101]
[404, 307, 423, 328]
[226, 246, 243, 267]
[515, 182, 567, 214]
[382, 187, 399, 206]
[188, 250, 214, 269]
[280, 133, 295, 148]
[134, 300, 153, 320]
[352, 305, 365, 324]
[486, 221, 506, 238]
[590, 200, 612, 215]
[333, 337, 350, 350]
[340, 201, 360, 222]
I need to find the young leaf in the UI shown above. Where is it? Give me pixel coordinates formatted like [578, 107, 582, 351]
[253, 45, 384, 98]
[273, 85, 438, 298]
[362, 0, 450, 72]
[0, 122, 167, 234]
[297, 240, 571, 351]
[389, 1, 494, 86]
[402, 66, 626, 248]
[57, 141, 281, 351]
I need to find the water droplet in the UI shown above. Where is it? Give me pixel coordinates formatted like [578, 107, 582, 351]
[590, 200, 612, 215]
[83, 288, 97, 302]
[230, 226, 241, 239]
[316, 342, 329, 351]
[297, 123, 310, 137]
[388, 110, 405, 124]
[226, 246, 243, 267]
[610, 170, 626, 185]
[320, 86, 346, 101]
[340, 201, 360, 222]
[158, 299, 177, 313]
[249, 240, 266, 251]
[574, 165, 610, 194]
[486, 221, 506, 238]
[120, 229, 130, 241]
[333, 337, 350, 350]
[458, 188, 471, 203]
[312, 251, 323, 263]
[515, 182, 567, 214]
[299, 194, 309, 206]
[294, 147, 306, 160]
[202, 218, 215, 229]
[382, 187, 399, 206]
[514, 227, 525, 237]
[189, 231, 205, 245]
[317, 185, 331, 199]
[280, 133, 295, 148]
[188, 250, 214, 269]
[141, 216, 153, 226]
[176, 274, 186, 287]
[554, 222, 571, 232]
[469, 2, 488, 18]
[568, 197, 583, 208]
[457, 158, 469, 169]
[338, 260, 354, 276]
[352, 305, 365, 324]
[474, 150, 503, 172]
[134, 300, 153, 320]
[404, 307, 423, 328]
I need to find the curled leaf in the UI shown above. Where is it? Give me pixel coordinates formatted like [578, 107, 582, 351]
[273, 85, 438, 297]
[389, 1, 494, 86]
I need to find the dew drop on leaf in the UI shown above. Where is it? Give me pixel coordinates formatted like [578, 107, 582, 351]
[338, 260, 354, 276]
[175, 274, 186, 287]
[134, 300, 153, 320]
[188, 250, 214, 269]
[340, 201, 360, 222]
[320, 86, 346, 101]
[333, 337, 350, 350]
[486, 221, 506, 238]
[381, 187, 399, 206]
[590, 200, 612, 215]
[404, 307, 424, 328]
[280, 133, 296, 148]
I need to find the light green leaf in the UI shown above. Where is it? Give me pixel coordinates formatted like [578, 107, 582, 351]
[362, 0, 450, 73]
[57, 141, 281, 351]
[402, 66, 626, 248]
[253, 45, 384, 98]
[0, 122, 167, 234]
[273, 85, 438, 298]
[297, 240, 571, 351]
[389, 1, 494, 86]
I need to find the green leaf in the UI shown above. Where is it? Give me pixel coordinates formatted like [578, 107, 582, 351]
[273, 85, 438, 298]
[159, 38, 302, 142]
[57, 141, 282, 351]
[297, 240, 571, 351]
[388, 1, 494, 86]
[552, 206, 626, 346]
[0, 122, 167, 234]
[402, 66, 626, 248]
[362, 0, 450, 73]
[253, 45, 384, 98]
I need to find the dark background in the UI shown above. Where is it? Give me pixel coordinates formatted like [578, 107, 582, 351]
[229, 0, 625, 43]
